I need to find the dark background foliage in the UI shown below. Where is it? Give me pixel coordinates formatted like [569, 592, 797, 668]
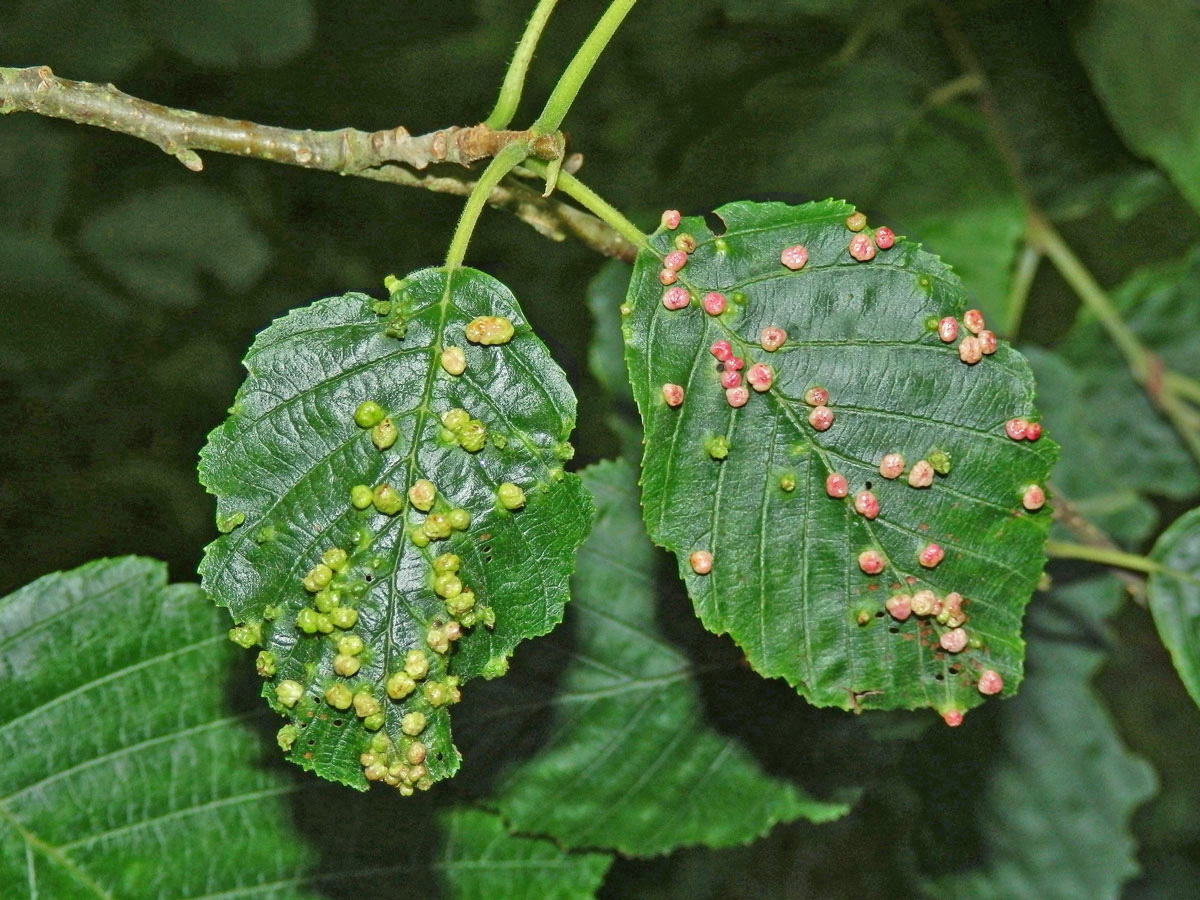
[2, 1, 1199, 896]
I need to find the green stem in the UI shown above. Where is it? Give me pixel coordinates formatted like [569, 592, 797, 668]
[444, 141, 531, 271]
[1004, 241, 1041, 338]
[1166, 371, 1200, 406]
[485, 0, 560, 130]
[1045, 540, 1164, 575]
[523, 160, 649, 251]
[531, 0, 638, 135]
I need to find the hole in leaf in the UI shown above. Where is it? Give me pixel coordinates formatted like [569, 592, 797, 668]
[888, 626, 899, 634]
[703, 210, 727, 237]
[332, 719, 343, 727]
[364, 573, 374, 583]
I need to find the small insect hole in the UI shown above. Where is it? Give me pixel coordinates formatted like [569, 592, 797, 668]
[934, 673, 945, 682]
[865, 481, 873, 490]
[888, 626, 899, 634]
[703, 210, 727, 236]
[364, 573, 374, 583]
[332, 719, 343, 727]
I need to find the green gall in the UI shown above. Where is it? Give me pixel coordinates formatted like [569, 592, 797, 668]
[928, 449, 952, 475]
[448, 507, 471, 531]
[354, 400, 386, 428]
[969, 637, 984, 650]
[329, 606, 359, 630]
[479, 606, 496, 628]
[333, 653, 360, 677]
[619, 303, 632, 316]
[337, 634, 365, 656]
[302, 563, 333, 592]
[325, 683, 353, 710]
[457, 420, 487, 452]
[296, 608, 320, 634]
[705, 435, 730, 460]
[371, 300, 392, 316]
[434, 573, 462, 599]
[422, 512, 452, 540]
[555, 441, 575, 460]
[713, 238, 729, 254]
[227, 623, 261, 649]
[322, 547, 349, 571]
[730, 291, 747, 306]
[384, 319, 407, 340]
[350, 484, 373, 509]
[372, 483, 404, 515]
[465, 315, 515, 345]
[353, 692, 382, 718]
[369, 732, 392, 754]
[433, 552, 460, 573]
[446, 590, 476, 617]
[255, 651, 277, 677]
[549, 467, 565, 482]
[275, 680, 304, 708]
[460, 611, 478, 628]
[253, 525, 277, 544]
[314, 589, 340, 613]
[423, 681, 452, 707]
[364, 763, 387, 781]
[406, 741, 427, 765]
[216, 511, 245, 534]
[780, 473, 797, 492]
[674, 232, 698, 253]
[371, 418, 398, 450]
[387, 672, 416, 699]
[276, 724, 300, 751]
[481, 656, 509, 680]
[441, 346, 467, 375]
[409, 528, 430, 548]
[497, 482, 526, 510]
[383, 274, 404, 293]
[401, 711, 428, 736]
[363, 712, 385, 731]
[315, 613, 335, 634]
[491, 431, 509, 450]
[408, 479, 436, 511]
[404, 649, 429, 679]
[924, 316, 940, 331]
[427, 627, 450, 655]
[441, 408, 470, 431]
[438, 427, 457, 444]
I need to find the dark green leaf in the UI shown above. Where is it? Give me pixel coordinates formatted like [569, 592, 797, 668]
[586, 261, 642, 460]
[0, 0, 151, 80]
[131, 0, 317, 69]
[199, 269, 593, 791]
[623, 200, 1057, 718]
[925, 578, 1157, 900]
[1073, 0, 1200, 216]
[487, 460, 848, 855]
[0, 557, 611, 899]
[1148, 507, 1200, 710]
[77, 185, 272, 307]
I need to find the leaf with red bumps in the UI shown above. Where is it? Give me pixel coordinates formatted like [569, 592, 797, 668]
[622, 200, 1057, 718]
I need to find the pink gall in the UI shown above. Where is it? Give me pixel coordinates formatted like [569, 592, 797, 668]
[918, 543, 945, 568]
[663, 249, 689, 271]
[940, 627, 968, 654]
[709, 339, 733, 361]
[849, 233, 876, 262]
[747, 363, 774, 392]
[659, 268, 677, 286]
[662, 286, 690, 310]
[978, 669, 1004, 695]
[978, 330, 997, 355]
[942, 710, 964, 727]
[1022, 484, 1046, 511]
[1025, 421, 1043, 441]
[759, 326, 787, 352]
[661, 209, 681, 230]
[873, 226, 895, 249]
[780, 244, 809, 270]
[825, 472, 849, 498]
[959, 336, 982, 364]
[689, 550, 713, 575]
[661, 384, 685, 407]
[808, 405, 834, 431]
[854, 490, 879, 519]
[726, 385, 750, 408]
[721, 370, 743, 389]
[727, 356, 745, 371]
[907, 460, 935, 488]
[963, 309, 985, 334]
[938, 317, 958, 343]
[858, 549, 886, 575]
[1005, 418, 1029, 441]
[879, 453, 905, 479]
[804, 386, 829, 406]
[702, 292, 726, 315]
[886, 594, 912, 621]
[910, 590, 937, 617]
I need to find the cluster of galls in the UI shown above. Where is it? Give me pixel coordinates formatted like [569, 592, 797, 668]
[439, 406, 490, 453]
[359, 720, 437, 795]
[294, 546, 363, 635]
[935, 307, 997, 365]
[824, 448, 952, 525]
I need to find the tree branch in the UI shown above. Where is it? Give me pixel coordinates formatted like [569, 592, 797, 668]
[0, 65, 637, 262]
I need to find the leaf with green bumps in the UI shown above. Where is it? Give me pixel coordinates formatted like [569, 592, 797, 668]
[924, 578, 1157, 900]
[0, 557, 611, 899]
[199, 268, 593, 792]
[484, 459, 849, 855]
[623, 200, 1057, 720]
[1147, 507, 1200, 711]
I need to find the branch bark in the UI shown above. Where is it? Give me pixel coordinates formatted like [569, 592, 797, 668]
[0, 65, 637, 262]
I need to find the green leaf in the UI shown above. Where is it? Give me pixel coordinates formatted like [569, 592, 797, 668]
[199, 268, 593, 791]
[1073, 0, 1200, 216]
[1022, 347, 1157, 546]
[924, 578, 1157, 900]
[130, 0, 317, 69]
[1148, 507, 1200, 710]
[0, 557, 611, 899]
[486, 459, 848, 856]
[1057, 246, 1200, 499]
[623, 200, 1058, 718]
[586, 261, 642, 460]
[0, 0, 151, 81]
[77, 185, 272, 308]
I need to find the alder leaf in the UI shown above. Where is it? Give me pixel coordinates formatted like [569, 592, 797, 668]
[623, 200, 1057, 720]
[482, 459, 849, 856]
[199, 268, 593, 792]
[923, 578, 1157, 900]
[1147, 507, 1200, 710]
[0, 557, 611, 899]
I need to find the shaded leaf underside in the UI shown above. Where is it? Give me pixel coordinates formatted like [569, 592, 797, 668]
[1148, 508, 1200, 710]
[0, 557, 610, 899]
[199, 268, 592, 790]
[623, 200, 1057, 717]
